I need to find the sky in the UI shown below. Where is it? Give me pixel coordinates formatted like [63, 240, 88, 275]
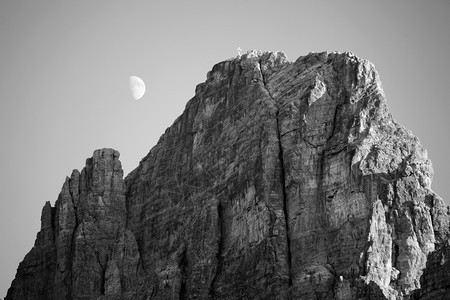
[0, 0, 449, 297]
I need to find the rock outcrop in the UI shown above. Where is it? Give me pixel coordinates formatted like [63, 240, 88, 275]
[6, 149, 142, 299]
[6, 51, 450, 299]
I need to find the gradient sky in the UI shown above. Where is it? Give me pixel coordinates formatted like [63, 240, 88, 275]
[1, 0, 449, 297]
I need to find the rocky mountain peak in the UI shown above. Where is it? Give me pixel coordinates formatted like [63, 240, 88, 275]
[6, 52, 450, 300]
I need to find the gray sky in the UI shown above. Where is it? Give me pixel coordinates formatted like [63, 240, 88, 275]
[1, 0, 449, 297]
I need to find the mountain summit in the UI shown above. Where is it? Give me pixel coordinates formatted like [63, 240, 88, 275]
[6, 51, 450, 299]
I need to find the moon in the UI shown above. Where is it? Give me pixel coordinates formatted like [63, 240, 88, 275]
[129, 76, 146, 100]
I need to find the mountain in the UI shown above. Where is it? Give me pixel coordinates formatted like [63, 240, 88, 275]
[6, 51, 450, 299]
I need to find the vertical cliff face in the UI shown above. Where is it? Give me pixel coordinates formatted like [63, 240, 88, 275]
[7, 149, 142, 299]
[6, 51, 450, 299]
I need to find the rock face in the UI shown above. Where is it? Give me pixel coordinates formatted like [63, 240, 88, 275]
[6, 149, 142, 299]
[6, 51, 450, 299]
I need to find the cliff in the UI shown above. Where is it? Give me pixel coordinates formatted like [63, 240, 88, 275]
[6, 51, 450, 299]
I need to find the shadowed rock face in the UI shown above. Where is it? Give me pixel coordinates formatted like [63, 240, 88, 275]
[6, 51, 450, 299]
[6, 149, 142, 300]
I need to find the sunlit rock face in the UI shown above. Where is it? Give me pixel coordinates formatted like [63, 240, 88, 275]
[6, 51, 450, 299]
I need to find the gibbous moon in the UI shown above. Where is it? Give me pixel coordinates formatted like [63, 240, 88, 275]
[129, 76, 146, 100]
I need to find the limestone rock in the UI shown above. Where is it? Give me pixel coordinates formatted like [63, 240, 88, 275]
[6, 149, 142, 299]
[6, 51, 450, 299]
[414, 243, 450, 299]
